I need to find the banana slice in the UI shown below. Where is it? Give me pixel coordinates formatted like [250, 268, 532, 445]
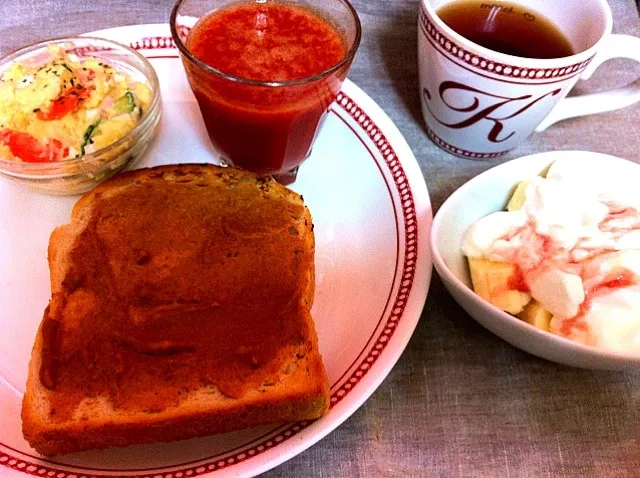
[466, 173, 559, 322]
[506, 181, 528, 211]
[468, 258, 531, 314]
[517, 299, 552, 331]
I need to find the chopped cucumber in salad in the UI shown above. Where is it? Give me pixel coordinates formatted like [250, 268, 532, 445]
[114, 92, 142, 118]
[80, 120, 101, 155]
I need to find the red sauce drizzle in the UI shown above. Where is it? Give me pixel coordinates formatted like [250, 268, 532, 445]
[599, 206, 640, 232]
[540, 234, 554, 255]
[507, 265, 529, 293]
[598, 269, 637, 290]
[489, 200, 640, 339]
[560, 315, 588, 336]
[560, 269, 638, 336]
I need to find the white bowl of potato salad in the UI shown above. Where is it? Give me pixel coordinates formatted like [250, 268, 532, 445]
[431, 151, 640, 369]
[0, 36, 161, 194]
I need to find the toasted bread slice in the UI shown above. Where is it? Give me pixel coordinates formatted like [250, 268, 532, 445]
[22, 164, 329, 456]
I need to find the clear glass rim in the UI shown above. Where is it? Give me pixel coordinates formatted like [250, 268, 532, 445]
[0, 36, 161, 173]
[170, 0, 362, 88]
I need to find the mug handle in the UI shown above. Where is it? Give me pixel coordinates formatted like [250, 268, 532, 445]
[535, 34, 640, 132]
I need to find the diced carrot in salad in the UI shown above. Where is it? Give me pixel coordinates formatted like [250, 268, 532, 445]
[0, 130, 68, 163]
[36, 84, 95, 121]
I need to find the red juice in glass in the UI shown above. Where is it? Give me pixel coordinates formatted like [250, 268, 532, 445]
[171, 0, 361, 182]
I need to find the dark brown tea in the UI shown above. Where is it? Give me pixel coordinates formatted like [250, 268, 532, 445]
[437, 0, 574, 59]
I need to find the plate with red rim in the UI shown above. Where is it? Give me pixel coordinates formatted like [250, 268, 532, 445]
[0, 24, 432, 478]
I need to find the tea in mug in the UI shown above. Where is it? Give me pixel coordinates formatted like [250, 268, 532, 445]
[437, 0, 574, 59]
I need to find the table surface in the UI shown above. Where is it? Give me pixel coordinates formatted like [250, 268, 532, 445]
[3, 1, 640, 476]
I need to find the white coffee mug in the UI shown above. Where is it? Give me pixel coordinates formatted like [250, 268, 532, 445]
[418, 0, 640, 158]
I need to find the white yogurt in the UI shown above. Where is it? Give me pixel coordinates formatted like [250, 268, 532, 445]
[462, 158, 640, 354]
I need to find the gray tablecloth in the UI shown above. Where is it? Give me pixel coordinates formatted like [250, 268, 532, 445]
[2, 1, 640, 476]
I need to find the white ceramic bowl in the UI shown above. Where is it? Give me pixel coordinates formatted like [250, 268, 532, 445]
[431, 150, 640, 370]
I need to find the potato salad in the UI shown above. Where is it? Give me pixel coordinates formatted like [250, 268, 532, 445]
[0, 45, 151, 163]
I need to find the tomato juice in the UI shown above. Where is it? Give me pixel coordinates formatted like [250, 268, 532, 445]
[181, 1, 355, 177]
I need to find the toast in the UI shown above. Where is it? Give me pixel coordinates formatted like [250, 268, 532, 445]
[21, 164, 329, 456]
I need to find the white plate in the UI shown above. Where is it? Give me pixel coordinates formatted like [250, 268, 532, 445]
[0, 24, 432, 478]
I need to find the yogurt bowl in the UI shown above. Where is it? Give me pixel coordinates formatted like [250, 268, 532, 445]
[431, 151, 640, 370]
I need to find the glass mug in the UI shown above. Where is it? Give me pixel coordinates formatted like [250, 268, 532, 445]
[171, 0, 361, 183]
[418, 0, 640, 159]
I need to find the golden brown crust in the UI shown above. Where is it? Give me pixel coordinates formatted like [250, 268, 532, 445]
[21, 164, 329, 456]
[23, 321, 329, 456]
